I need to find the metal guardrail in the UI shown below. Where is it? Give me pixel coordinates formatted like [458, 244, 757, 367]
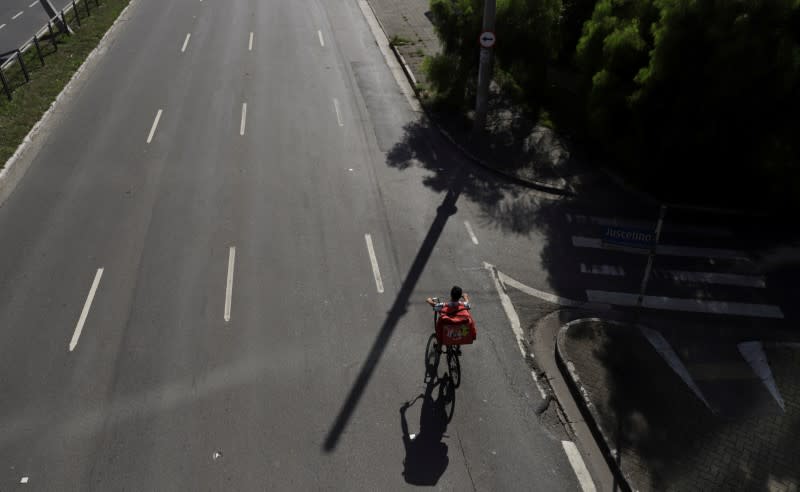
[0, 0, 102, 100]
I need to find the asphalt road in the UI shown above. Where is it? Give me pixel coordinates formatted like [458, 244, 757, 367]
[0, 0, 583, 489]
[0, 0, 74, 54]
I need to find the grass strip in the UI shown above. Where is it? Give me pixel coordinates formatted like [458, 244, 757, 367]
[0, 0, 129, 169]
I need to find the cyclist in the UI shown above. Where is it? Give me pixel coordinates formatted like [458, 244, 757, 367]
[426, 286, 472, 354]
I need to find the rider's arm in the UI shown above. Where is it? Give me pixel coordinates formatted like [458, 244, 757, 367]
[462, 293, 471, 309]
[426, 297, 436, 307]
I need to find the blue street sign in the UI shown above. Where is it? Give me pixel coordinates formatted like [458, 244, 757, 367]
[602, 226, 655, 252]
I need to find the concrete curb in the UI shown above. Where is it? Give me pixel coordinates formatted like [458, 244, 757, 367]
[382, 40, 574, 196]
[555, 319, 635, 492]
[0, 0, 138, 208]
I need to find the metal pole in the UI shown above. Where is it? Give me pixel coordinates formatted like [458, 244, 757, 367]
[47, 21, 58, 51]
[33, 36, 45, 66]
[39, 0, 72, 35]
[472, 0, 496, 135]
[16, 50, 30, 82]
[72, 0, 81, 27]
[0, 68, 12, 100]
[85, 0, 91, 17]
[636, 205, 667, 312]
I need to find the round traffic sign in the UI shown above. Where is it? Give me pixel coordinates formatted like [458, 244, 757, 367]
[479, 31, 496, 48]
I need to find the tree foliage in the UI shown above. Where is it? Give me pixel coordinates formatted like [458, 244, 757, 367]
[577, 0, 800, 207]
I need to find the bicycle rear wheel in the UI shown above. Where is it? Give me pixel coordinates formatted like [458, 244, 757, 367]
[447, 348, 461, 388]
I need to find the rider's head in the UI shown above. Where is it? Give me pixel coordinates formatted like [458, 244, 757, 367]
[450, 285, 463, 302]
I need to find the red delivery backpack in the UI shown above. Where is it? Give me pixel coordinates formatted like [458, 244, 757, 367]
[436, 304, 477, 345]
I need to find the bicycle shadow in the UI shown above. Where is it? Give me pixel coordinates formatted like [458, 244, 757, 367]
[399, 375, 456, 486]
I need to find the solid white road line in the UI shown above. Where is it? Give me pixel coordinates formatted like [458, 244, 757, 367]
[585, 290, 784, 318]
[224, 247, 236, 322]
[464, 221, 479, 245]
[12, 11, 24, 20]
[181, 33, 191, 52]
[333, 98, 343, 127]
[69, 268, 104, 352]
[562, 441, 597, 492]
[484, 263, 526, 356]
[239, 103, 247, 135]
[317, 30, 325, 47]
[248, 32, 253, 51]
[364, 234, 384, 293]
[571, 235, 749, 261]
[146, 109, 163, 144]
[656, 269, 766, 288]
[496, 266, 584, 308]
[580, 263, 625, 276]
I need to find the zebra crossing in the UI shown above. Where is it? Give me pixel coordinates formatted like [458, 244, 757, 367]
[564, 213, 785, 319]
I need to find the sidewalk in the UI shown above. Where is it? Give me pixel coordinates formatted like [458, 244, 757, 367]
[363, 0, 602, 195]
[556, 318, 800, 491]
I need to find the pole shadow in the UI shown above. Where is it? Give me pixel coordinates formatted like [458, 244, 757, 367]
[322, 165, 465, 452]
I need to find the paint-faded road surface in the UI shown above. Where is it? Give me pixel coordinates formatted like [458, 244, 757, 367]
[0, 0, 581, 489]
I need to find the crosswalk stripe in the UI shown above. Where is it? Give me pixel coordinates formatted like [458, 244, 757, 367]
[580, 263, 625, 276]
[572, 236, 750, 261]
[655, 269, 765, 288]
[585, 290, 784, 319]
[565, 213, 733, 237]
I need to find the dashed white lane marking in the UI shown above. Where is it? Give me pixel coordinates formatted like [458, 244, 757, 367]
[464, 221, 479, 245]
[20, 476, 29, 484]
[248, 32, 253, 51]
[364, 234, 384, 293]
[146, 109, 163, 144]
[580, 263, 624, 276]
[571, 235, 750, 261]
[224, 247, 236, 322]
[317, 29, 324, 47]
[530, 370, 547, 400]
[69, 268, 104, 352]
[181, 33, 191, 52]
[239, 103, 247, 135]
[586, 290, 784, 318]
[12, 11, 24, 20]
[333, 98, 343, 127]
[561, 441, 597, 492]
[29, 1, 38, 8]
[0, 24, 6, 30]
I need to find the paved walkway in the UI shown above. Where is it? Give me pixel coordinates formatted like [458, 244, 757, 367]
[558, 319, 800, 491]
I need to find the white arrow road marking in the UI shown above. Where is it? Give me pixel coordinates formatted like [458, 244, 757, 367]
[69, 268, 104, 351]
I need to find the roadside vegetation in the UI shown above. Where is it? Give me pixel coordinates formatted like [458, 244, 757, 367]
[424, 0, 800, 213]
[0, 0, 129, 169]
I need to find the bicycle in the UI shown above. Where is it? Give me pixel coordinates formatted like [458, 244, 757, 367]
[425, 297, 461, 388]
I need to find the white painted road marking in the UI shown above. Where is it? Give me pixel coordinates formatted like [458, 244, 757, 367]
[656, 269, 766, 288]
[239, 103, 247, 135]
[224, 247, 236, 322]
[585, 290, 784, 318]
[571, 235, 750, 261]
[29, 1, 38, 8]
[484, 263, 526, 357]
[248, 32, 253, 51]
[146, 109, 163, 143]
[12, 11, 24, 20]
[69, 268, 104, 351]
[580, 263, 625, 276]
[495, 265, 584, 308]
[464, 221, 479, 245]
[738, 341, 785, 410]
[317, 30, 325, 47]
[20, 476, 29, 484]
[562, 441, 597, 492]
[364, 234, 384, 293]
[565, 213, 733, 237]
[0, 24, 6, 30]
[333, 98, 343, 127]
[181, 33, 191, 52]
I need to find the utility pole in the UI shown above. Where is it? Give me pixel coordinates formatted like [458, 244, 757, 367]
[472, 0, 496, 135]
[636, 204, 667, 320]
[39, 0, 73, 35]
